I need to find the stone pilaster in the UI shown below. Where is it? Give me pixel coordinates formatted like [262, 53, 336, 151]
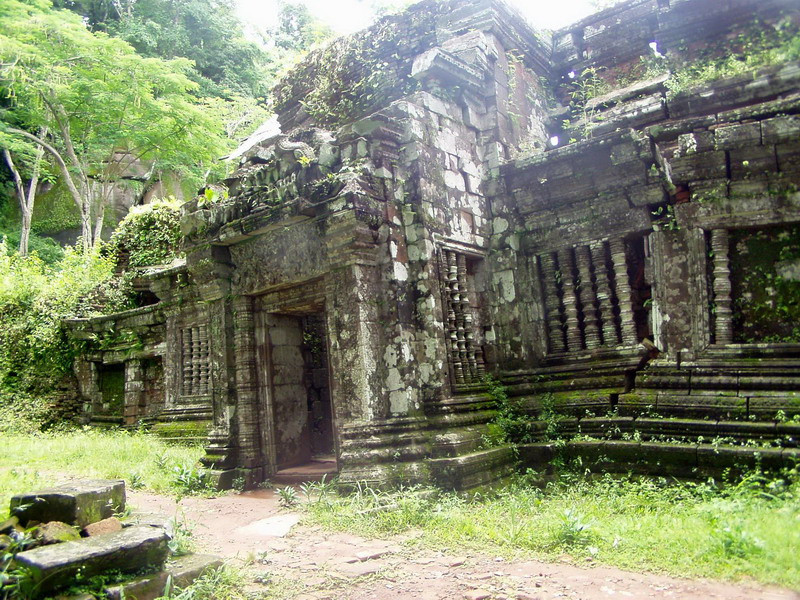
[232, 296, 263, 477]
[123, 360, 144, 426]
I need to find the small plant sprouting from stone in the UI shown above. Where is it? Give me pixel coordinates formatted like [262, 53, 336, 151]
[277, 486, 299, 508]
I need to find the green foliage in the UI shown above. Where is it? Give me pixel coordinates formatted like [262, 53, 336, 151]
[277, 486, 299, 508]
[55, 0, 274, 99]
[167, 512, 196, 556]
[306, 468, 800, 587]
[0, 0, 230, 245]
[156, 565, 249, 600]
[0, 240, 130, 394]
[278, 19, 419, 127]
[664, 19, 800, 96]
[562, 66, 610, 142]
[272, 1, 334, 55]
[554, 508, 594, 547]
[108, 198, 183, 268]
[482, 376, 533, 447]
[172, 464, 214, 496]
[730, 226, 800, 343]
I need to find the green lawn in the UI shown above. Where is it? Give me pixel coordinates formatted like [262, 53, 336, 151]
[303, 470, 800, 589]
[2, 429, 798, 589]
[0, 429, 207, 520]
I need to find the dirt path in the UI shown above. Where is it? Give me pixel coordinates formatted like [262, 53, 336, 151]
[127, 490, 799, 600]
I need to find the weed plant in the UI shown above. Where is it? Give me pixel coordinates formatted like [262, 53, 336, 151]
[304, 468, 800, 587]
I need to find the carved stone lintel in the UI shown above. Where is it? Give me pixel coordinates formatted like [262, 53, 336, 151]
[711, 229, 733, 345]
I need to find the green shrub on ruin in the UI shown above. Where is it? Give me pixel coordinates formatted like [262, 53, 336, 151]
[0, 239, 131, 397]
[108, 198, 183, 268]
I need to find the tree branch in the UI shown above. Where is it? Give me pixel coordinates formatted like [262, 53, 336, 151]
[2, 148, 26, 209]
[7, 127, 85, 215]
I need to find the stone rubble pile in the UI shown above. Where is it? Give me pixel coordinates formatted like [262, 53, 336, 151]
[1, 479, 221, 599]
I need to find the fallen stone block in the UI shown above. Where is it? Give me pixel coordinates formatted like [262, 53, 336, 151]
[83, 516, 123, 537]
[35, 521, 81, 545]
[14, 526, 168, 595]
[0, 516, 19, 534]
[10, 480, 125, 528]
[104, 554, 224, 600]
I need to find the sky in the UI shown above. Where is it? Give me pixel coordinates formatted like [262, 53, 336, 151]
[236, 0, 602, 39]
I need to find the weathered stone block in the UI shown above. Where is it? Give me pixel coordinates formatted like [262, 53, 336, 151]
[761, 115, 800, 145]
[105, 554, 223, 600]
[714, 122, 761, 150]
[83, 516, 123, 537]
[35, 521, 81, 545]
[10, 480, 125, 528]
[14, 526, 169, 594]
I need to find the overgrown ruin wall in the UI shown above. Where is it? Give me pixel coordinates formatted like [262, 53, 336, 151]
[68, 0, 800, 489]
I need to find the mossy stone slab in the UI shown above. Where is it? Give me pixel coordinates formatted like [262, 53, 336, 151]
[10, 479, 125, 528]
[14, 526, 168, 595]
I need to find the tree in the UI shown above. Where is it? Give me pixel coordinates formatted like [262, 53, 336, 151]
[0, 0, 229, 250]
[272, 1, 334, 54]
[55, 0, 274, 98]
[0, 127, 50, 256]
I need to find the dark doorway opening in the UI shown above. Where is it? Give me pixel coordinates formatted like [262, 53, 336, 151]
[259, 308, 337, 484]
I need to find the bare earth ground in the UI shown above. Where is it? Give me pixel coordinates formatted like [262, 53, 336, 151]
[127, 490, 800, 600]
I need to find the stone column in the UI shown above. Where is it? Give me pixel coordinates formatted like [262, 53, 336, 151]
[557, 247, 583, 351]
[575, 244, 602, 348]
[711, 229, 734, 345]
[539, 252, 566, 353]
[609, 238, 638, 346]
[589, 240, 619, 346]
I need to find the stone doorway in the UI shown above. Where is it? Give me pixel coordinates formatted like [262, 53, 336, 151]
[255, 307, 337, 481]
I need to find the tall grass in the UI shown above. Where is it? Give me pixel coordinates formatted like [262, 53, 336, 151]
[0, 429, 207, 519]
[304, 471, 800, 588]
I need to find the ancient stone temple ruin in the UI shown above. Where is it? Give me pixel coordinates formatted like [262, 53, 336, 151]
[67, 0, 800, 489]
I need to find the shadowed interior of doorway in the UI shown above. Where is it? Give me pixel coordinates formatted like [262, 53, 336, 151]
[264, 312, 338, 485]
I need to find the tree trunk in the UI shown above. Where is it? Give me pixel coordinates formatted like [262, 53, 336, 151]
[1, 139, 44, 257]
[7, 127, 91, 252]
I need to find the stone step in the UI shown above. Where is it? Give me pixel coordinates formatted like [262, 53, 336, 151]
[271, 457, 338, 485]
[105, 553, 223, 600]
[13, 526, 169, 595]
[10, 479, 125, 528]
[519, 441, 800, 478]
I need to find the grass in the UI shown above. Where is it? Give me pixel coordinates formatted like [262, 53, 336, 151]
[2, 426, 798, 591]
[0, 428, 209, 519]
[303, 470, 800, 589]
